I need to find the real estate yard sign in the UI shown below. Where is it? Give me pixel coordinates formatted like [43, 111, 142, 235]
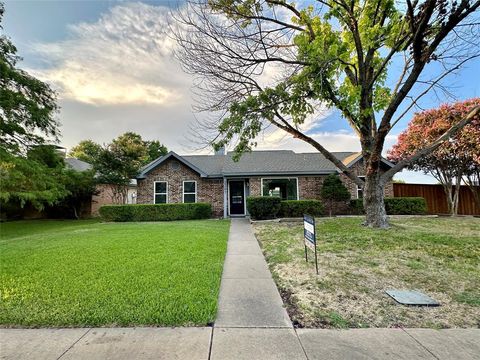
[303, 214, 318, 275]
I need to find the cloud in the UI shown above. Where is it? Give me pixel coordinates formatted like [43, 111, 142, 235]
[30, 2, 189, 106]
[22, 0, 437, 187]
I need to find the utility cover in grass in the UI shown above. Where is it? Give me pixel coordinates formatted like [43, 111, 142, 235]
[386, 290, 440, 306]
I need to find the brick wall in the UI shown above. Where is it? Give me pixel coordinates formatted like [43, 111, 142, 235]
[249, 178, 261, 196]
[136, 158, 394, 218]
[247, 166, 393, 215]
[250, 175, 348, 199]
[91, 184, 128, 216]
[137, 159, 224, 217]
[340, 160, 394, 199]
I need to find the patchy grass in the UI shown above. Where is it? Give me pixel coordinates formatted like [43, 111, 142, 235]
[0, 219, 229, 327]
[253, 217, 480, 329]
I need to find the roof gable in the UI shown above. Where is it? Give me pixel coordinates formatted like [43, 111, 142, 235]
[137, 151, 209, 179]
[341, 151, 395, 169]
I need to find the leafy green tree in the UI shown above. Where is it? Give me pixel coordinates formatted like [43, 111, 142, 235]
[0, 5, 67, 213]
[69, 133, 168, 203]
[84, 132, 160, 203]
[110, 132, 148, 170]
[145, 140, 168, 164]
[68, 140, 102, 164]
[0, 4, 59, 153]
[1, 145, 97, 218]
[69, 137, 167, 166]
[0, 148, 68, 210]
[174, 0, 480, 228]
[52, 168, 97, 219]
[27, 145, 65, 169]
[321, 174, 351, 217]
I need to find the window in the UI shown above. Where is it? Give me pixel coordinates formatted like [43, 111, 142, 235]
[154, 181, 167, 204]
[183, 180, 197, 203]
[261, 178, 298, 200]
[357, 176, 365, 199]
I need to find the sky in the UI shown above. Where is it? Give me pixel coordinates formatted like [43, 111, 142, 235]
[3, 0, 480, 183]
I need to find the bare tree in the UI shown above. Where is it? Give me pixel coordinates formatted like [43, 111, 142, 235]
[171, 0, 480, 228]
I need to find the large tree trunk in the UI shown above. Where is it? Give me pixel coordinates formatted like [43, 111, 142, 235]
[361, 129, 389, 228]
[363, 175, 389, 229]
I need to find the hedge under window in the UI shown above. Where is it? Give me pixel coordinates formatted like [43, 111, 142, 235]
[261, 178, 298, 200]
[154, 181, 167, 204]
[183, 180, 197, 203]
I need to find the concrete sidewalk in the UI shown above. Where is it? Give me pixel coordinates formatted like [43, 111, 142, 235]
[1, 219, 479, 359]
[2, 326, 479, 359]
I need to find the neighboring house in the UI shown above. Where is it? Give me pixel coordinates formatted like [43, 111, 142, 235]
[90, 181, 137, 216]
[136, 150, 394, 217]
[65, 158, 137, 216]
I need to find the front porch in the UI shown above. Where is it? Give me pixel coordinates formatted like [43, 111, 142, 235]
[223, 177, 300, 217]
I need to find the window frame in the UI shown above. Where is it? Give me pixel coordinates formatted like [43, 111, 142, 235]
[260, 177, 299, 200]
[153, 181, 168, 204]
[182, 180, 197, 203]
[356, 176, 365, 199]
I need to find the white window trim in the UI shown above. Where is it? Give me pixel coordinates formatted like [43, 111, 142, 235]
[356, 176, 365, 199]
[153, 181, 168, 204]
[182, 180, 197, 203]
[260, 177, 299, 200]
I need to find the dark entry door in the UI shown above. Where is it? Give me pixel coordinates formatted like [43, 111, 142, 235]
[229, 181, 245, 215]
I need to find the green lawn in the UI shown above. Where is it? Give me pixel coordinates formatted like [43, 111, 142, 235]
[0, 219, 230, 327]
[253, 217, 480, 329]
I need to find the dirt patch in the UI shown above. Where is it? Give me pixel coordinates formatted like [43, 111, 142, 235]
[254, 217, 480, 329]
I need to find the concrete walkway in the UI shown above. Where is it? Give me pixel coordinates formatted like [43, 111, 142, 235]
[1, 219, 479, 359]
[214, 218, 291, 328]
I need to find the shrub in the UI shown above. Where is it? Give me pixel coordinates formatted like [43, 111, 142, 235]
[350, 199, 364, 215]
[246, 196, 281, 220]
[385, 197, 427, 215]
[279, 200, 324, 217]
[99, 203, 212, 222]
[350, 197, 427, 215]
[321, 174, 351, 216]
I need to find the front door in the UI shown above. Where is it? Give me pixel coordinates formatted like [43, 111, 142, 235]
[229, 181, 245, 215]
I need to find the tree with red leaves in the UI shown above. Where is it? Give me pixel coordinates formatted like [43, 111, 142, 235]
[388, 99, 480, 215]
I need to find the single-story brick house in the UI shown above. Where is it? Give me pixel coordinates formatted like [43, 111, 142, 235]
[136, 149, 394, 218]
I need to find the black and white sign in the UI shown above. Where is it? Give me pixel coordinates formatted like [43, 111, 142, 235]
[303, 214, 316, 251]
[303, 214, 318, 275]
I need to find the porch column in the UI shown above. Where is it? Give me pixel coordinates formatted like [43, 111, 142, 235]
[223, 177, 228, 218]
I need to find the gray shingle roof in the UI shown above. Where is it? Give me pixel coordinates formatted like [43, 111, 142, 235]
[137, 150, 360, 178]
[221, 150, 354, 176]
[183, 155, 225, 177]
[65, 158, 92, 172]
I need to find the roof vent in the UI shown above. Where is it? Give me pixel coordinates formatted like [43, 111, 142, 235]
[170, 161, 180, 171]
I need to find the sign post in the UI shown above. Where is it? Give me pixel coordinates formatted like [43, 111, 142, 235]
[303, 214, 318, 275]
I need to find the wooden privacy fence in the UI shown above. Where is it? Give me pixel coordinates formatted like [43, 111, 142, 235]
[393, 183, 480, 215]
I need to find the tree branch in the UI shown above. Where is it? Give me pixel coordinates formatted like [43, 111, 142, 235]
[270, 110, 364, 187]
